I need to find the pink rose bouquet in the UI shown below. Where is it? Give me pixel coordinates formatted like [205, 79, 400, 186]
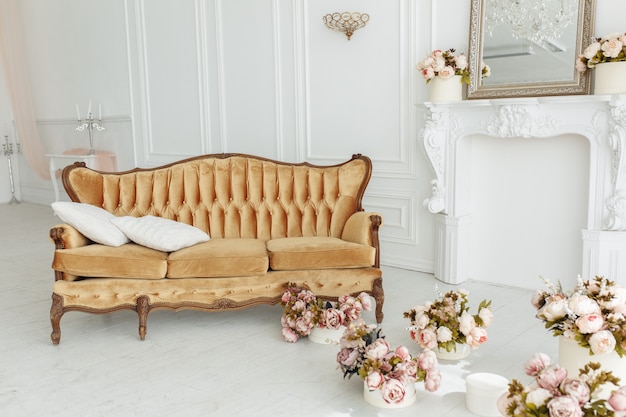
[280, 282, 371, 342]
[403, 287, 493, 353]
[532, 276, 626, 357]
[576, 32, 626, 72]
[337, 320, 441, 405]
[416, 48, 490, 85]
[498, 353, 626, 417]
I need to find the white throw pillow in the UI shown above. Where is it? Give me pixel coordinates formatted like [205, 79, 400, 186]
[110, 215, 210, 252]
[51, 201, 130, 247]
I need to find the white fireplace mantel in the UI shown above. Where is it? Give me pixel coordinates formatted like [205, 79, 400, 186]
[418, 95, 626, 284]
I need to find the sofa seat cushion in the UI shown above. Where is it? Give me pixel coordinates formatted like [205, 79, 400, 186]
[167, 238, 268, 278]
[52, 243, 168, 280]
[267, 237, 375, 270]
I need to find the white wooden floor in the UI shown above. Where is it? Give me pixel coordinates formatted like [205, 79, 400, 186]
[0, 202, 557, 417]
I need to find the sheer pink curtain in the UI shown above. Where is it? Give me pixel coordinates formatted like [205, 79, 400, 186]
[0, 0, 50, 179]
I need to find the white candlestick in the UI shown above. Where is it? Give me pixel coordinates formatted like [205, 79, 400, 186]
[88, 99, 92, 117]
[76, 104, 81, 121]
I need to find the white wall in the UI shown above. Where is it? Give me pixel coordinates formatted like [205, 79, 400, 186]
[0, 0, 624, 286]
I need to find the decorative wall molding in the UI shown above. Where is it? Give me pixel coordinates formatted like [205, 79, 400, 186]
[364, 189, 416, 244]
[418, 95, 626, 284]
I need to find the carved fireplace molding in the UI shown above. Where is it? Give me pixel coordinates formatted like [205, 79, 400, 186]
[418, 95, 626, 284]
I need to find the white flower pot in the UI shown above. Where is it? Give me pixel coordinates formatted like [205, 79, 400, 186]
[308, 325, 345, 344]
[593, 61, 626, 95]
[465, 373, 509, 417]
[435, 343, 471, 360]
[558, 336, 626, 398]
[363, 380, 417, 409]
[428, 75, 463, 102]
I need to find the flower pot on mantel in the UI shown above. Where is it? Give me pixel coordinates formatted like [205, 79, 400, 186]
[435, 343, 471, 360]
[308, 325, 346, 344]
[558, 336, 626, 398]
[593, 61, 626, 95]
[363, 381, 417, 409]
[428, 75, 463, 102]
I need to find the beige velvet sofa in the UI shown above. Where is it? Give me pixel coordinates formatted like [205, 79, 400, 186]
[49, 153, 384, 344]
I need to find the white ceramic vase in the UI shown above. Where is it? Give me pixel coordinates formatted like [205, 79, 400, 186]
[465, 372, 509, 417]
[308, 325, 345, 344]
[428, 75, 463, 102]
[593, 61, 626, 95]
[435, 343, 471, 360]
[363, 381, 417, 409]
[558, 336, 626, 398]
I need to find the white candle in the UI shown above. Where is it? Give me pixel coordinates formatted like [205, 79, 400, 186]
[99, 104, 102, 121]
[75, 104, 81, 121]
[88, 99, 92, 117]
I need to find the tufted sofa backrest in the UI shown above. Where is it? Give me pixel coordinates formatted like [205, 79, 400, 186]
[62, 153, 372, 240]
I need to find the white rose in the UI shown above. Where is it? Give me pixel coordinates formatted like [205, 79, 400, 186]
[432, 57, 446, 72]
[526, 387, 552, 407]
[602, 38, 623, 58]
[438, 66, 456, 80]
[589, 330, 616, 355]
[459, 311, 476, 336]
[583, 41, 602, 60]
[454, 55, 468, 70]
[478, 307, 494, 327]
[539, 299, 568, 321]
[568, 295, 601, 316]
[436, 326, 453, 343]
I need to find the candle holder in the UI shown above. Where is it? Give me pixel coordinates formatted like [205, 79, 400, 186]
[3, 135, 21, 205]
[76, 112, 105, 155]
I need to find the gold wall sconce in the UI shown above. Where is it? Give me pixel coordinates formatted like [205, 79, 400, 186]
[322, 12, 369, 40]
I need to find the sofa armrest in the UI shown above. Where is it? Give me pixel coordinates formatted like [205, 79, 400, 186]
[342, 212, 383, 267]
[49, 224, 91, 250]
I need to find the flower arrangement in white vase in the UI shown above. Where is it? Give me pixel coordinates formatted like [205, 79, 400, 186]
[404, 287, 493, 359]
[336, 320, 441, 408]
[279, 282, 371, 343]
[498, 353, 626, 417]
[576, 32, 626, 94]
[417, 48, 490, 101]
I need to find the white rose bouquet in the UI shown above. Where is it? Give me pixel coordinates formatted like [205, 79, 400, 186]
[498, 353, 626, 417]
[337, 320, 441, 405]
[532, 276, 626, 357]
[416, 48, 490, 85]
[576, 32, 626, 72]
[403, 287, 493, 353]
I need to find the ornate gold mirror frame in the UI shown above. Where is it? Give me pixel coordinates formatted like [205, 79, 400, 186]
[467, 0, 596, 99]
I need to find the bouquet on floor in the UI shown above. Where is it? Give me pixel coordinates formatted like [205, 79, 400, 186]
[498, 352, 626, 417]
[279, 282, 371, 343]
[532, 276, 626, 357]
[336, 319, 441, 405]
[403, 287, 493, 353]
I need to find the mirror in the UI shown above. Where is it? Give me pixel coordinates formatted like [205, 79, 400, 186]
[467, 0, 595, 99]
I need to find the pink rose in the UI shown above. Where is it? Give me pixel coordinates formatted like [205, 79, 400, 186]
[323, 308, 345, 330]
[576, 313, 604, 334]
[589, 330, 617, 355]
[438, 66, 456, 80]
[293, 299, 306, 312]
[576, 56, 588, 72]
[524, 352, 551, 376]
[358, 292, 372, 311]
[281, 291, 291, 304]
[421, 68, 435, 81]
[547, 395, 583, 417]
[381, 379, 407, 404]
[395, 345, 410, 361]
[537, 367, 568, 392]
[282, 326, 299, 343]
[467, 327, 488, 348]
[417, 328, 438, 349]
[561, 379, 591, 405]
[417, 348, 438, 371]
[414, 312, 430, 329]
[424, 369, 441, 392]
[366, 338, 390, 360]
[294, 316, 312, 335]
[609, 387, 626, 411]
[404, 359, 419, 379]
[365, 371, 383, 390]
[337, 347, 359, 367]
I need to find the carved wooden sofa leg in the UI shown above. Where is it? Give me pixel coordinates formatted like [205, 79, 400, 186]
[372, 277, 384, 324]
[136, 296, 150, 341]
[50, 293, 64, 345]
